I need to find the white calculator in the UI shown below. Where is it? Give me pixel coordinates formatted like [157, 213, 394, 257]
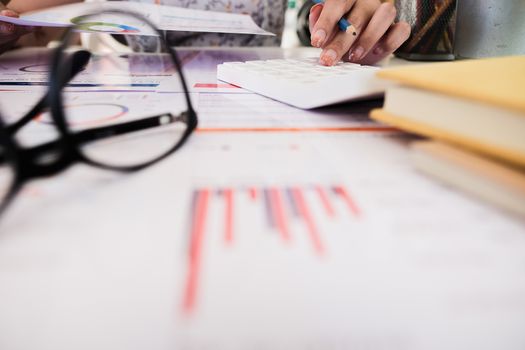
[217, 57, 386, 109]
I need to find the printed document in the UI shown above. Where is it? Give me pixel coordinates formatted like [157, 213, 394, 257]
[0, 1, 273, 36]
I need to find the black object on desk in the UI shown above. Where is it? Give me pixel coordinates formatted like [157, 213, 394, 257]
[0, 10, 197, 218]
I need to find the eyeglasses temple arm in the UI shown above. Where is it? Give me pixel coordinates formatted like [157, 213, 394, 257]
[73, 112, 191, 144]
[0, 112, 191, 166]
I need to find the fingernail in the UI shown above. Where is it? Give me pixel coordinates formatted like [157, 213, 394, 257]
[351, 46, 364, 61]
[309, 3, 323, 13]
[373, 46, 385, 56]
[320, 49, 337, 66]
[311, 29, 327, 48]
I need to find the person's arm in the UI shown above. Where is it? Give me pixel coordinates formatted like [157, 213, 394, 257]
[309, 0, 410, 65]
[7, 0, 80, 14]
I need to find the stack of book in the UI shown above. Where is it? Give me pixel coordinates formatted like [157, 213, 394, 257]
[370, 56, 525, 216]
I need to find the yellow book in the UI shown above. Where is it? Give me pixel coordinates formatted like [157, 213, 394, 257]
[370, 56, 525, 167]
[411, 141, 525, 217]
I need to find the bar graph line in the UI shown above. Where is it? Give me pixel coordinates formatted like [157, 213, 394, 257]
[316, 185, 336, 217]
[249, 187, 258, 201]
[224, 189, 234, 245]
[286, 188, 301, 218]
[333, 186, 361, 217]
[291, 188, 325, 255]
[264, 189, 276, 229]
[193, 83, 240, 89]
[182, 184, 361, 315]
[269, 188, 291, 242]
[183, 189, 211, 314]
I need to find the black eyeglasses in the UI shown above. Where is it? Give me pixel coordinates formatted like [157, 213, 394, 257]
[0, 10, 198, 217]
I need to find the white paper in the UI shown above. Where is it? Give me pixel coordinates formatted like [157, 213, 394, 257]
[0, 48, 178, 92]
[192, 92, 391, 130]
[1, 47, 525, 350]
[1, 132, 525, 350]
[0, 1, 274, 36]
[0, 90, 189, 148]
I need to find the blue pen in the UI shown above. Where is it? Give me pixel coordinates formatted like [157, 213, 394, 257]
[312, 0, 357, 36]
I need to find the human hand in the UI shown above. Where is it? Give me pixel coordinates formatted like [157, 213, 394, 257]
[0, 6, 33, 53]
[309, 0, 411, 66]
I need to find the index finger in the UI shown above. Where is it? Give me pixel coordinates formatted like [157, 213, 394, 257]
[311, 0, 356, 48]
[1, 7, 19, 18]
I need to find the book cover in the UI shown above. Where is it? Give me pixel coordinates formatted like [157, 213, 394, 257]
[411, 141, 525, 217]
[371, 56, 525, 167]
[377, 56, 525, 113]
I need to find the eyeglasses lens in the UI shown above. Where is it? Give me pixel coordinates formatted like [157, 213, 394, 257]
[56, 11, 191, 168]
[0, 50, 60, 148]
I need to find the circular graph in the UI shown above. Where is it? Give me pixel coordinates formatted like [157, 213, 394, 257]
[37, 103, 129, 127]
[70, 15, 140, 34]
[19, 64, 50, 73]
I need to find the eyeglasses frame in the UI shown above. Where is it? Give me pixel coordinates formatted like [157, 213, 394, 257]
[0, 9, 198, 217]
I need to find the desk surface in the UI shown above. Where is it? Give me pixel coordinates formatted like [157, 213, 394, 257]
[0, 47, 524, 350]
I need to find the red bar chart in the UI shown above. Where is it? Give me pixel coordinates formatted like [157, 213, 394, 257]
[182, 184, 362, 314]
